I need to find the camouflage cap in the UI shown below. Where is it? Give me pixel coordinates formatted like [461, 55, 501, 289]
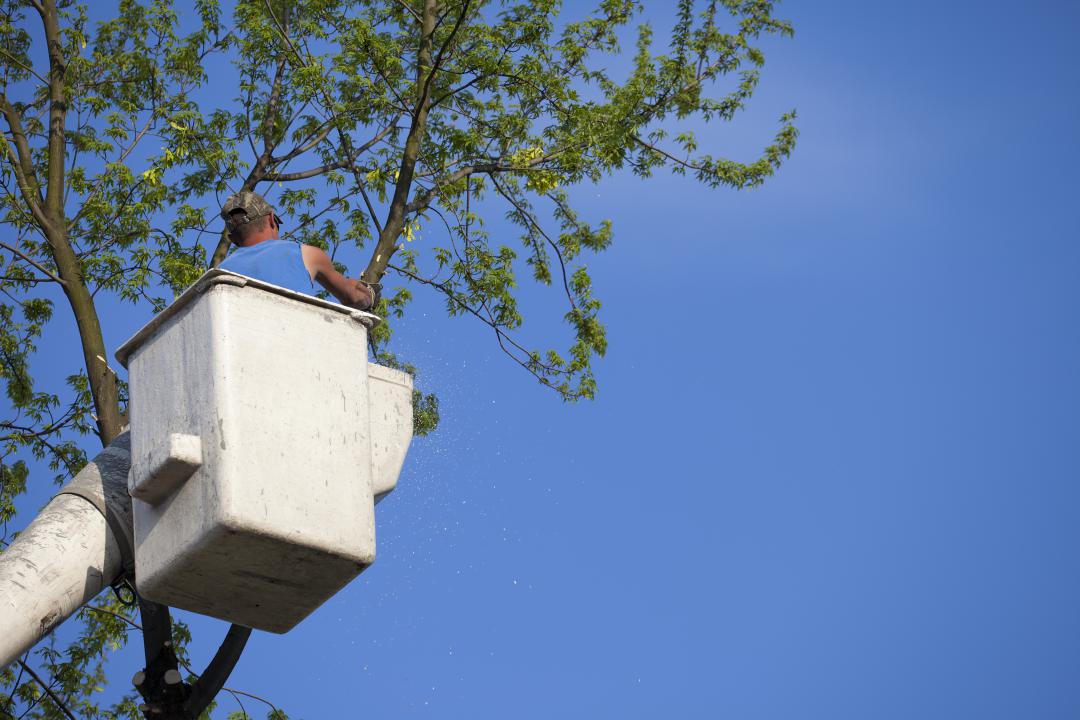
[221, 191, 274, 232]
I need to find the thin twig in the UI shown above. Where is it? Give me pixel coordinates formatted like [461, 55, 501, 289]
[357, 181, 384, 237]
[0, 48, 47, 86]
[222, 688, 283, 717]
[489, 174, 576, 310]
[1, 657, 26, 718]
[68, 113, 156, 228]
[630, 134, 704, 171]
[390, 0, 423, 24]
[390, 261, 569, 382]
[15, 660, 77, 720]
[85, 605, 141, 630]
[0, 274, 53, 285]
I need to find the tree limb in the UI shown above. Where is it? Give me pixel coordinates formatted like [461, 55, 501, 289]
[428, 72, 483, 109]
[15, 659, 77, 720]
[390, 261, 570, 383]
[0, 95, 50, 233]
[488, 175, 575, 309]
[68, 113, 156, 228]
[357, 180, 383, 236]
[417, 0, 472, 115]
[85, 604, 140, 629]
[33, 0, 123, 447]
[631, 134, 704, 171]
[41, 0, 67, 222]
[390, 0, 424, 25]
[1, 657, 27, 716]
[263, 55, 288, 152]
[406, 146, 568, 215]
[262, 116, 398, 181]
[269, 119, 334, 164]
[0, 47, 48, 86]
[0, 241, 66, 286]
[263, 160, 367, 182]
[219, 688, 283, 718]
[360, 0, 440, 283]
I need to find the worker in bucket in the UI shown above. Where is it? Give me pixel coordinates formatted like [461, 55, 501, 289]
[218, 191, 380, 311]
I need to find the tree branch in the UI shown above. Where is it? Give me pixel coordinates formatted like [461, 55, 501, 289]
[33, 4, 123, 448]
[269, 119, 334, 164]
[220, 688, 283, 718]
[0, 94, 50, 232]
[360, 0, 440, 283]
[263, 114, 398, 181]
[390, 0, 423, 24]
[41, 0, 67, 221]
[0, 47, 48, 86]
[357, 180, 383, 237]
[263, 56, 288, 152]
[15, 659, 77, 720]
[429, 72, 483, 109]
[417, 0, 472, 114]
[406, 146, 568, 215]
[390, 261, 570, 383]
[263, 160, 365, 182]
[85, 604, 140, 630]
[488, 175, 575, 309]
[1, 657, 27, 715]
[631, 134, 704, 171]
[0, 241, 66, 286]
[68, 113, 155, 228]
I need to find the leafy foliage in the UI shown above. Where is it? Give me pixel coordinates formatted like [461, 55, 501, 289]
[0, 0, 795, 716]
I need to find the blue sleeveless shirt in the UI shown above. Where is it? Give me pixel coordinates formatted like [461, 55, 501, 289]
[218, 240, 314, 295]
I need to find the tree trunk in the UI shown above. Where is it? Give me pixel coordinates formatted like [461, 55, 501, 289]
[362, 0, 439, 283]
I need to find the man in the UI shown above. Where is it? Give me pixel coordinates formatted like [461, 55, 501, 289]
[218, 191, 380, 311]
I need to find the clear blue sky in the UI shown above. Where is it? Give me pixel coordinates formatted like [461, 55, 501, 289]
[12, 0, 1080, 717]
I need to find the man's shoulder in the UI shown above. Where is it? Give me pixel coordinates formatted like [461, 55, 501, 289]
[299, 244, 331, 275]
[300, 244, 330, 261]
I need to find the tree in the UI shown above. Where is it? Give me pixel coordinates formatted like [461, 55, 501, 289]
[0, 0, 796, 716]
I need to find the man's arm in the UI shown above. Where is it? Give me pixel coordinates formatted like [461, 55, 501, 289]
[300, 245, 378, 311]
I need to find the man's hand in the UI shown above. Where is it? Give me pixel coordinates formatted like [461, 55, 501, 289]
[356, 280, 382, 311]
[301, 245, 382, 312]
